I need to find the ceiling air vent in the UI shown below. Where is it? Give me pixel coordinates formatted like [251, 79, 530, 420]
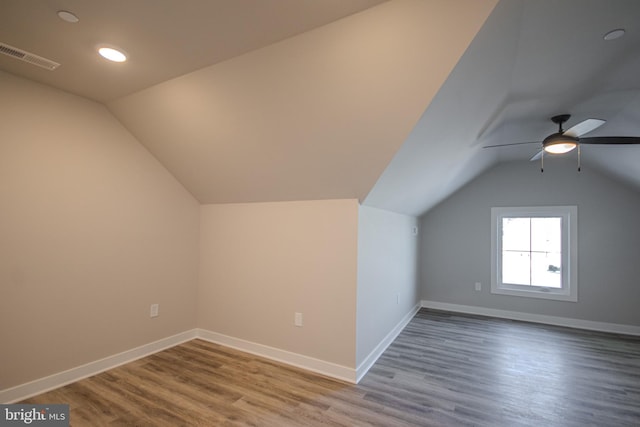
[0, 42, 60, 70]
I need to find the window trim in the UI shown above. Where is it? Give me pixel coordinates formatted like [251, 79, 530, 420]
[491, 206, 578, 302]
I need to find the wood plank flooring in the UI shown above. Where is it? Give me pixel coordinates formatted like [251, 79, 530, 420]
[22, 309, 640, 426]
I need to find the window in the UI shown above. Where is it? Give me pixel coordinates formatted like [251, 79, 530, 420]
[491, 206, 577, 302]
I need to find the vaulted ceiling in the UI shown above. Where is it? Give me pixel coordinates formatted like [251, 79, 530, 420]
[2, 0, 639, 216]
[366, 0, 640, 214]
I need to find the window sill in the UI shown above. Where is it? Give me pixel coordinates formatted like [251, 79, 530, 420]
[491, 285, 577, 302]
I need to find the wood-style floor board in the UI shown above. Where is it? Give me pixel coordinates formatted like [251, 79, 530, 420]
[22, 309, 640, 426]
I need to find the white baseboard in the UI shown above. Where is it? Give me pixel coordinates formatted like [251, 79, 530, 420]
[421, 300, 640, 336]
[355, 303, 420, 383]
[196, 329, 357, 384]
[3, 310, 424, 402]
[1, 329, 198, 404]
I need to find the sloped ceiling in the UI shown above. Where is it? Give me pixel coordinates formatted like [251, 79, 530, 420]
[2, 0, 639, 217]
[107, 0, 497, 206]
[365, 0, 640, 215]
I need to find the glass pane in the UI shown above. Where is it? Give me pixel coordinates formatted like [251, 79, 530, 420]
[531, 252, 562, 288]
[502, 217, 530, 251]
[502, 251, 531, 286]
[531, 217, 561, 253]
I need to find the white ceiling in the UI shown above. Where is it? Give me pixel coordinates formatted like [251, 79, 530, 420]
[2, 0, 640, 216]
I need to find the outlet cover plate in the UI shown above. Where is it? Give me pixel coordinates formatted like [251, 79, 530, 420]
[294, 312, 303, 327]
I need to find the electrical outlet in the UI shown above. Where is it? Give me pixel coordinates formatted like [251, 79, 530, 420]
[294, 312, 303, 327]
[474, 282, 481, 291]
[150, 304, 159, 318]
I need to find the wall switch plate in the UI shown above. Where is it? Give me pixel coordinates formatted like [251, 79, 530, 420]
[150, 304, 159, 317]
[294, 312, 303, 327]
[475, 282, 482, 291]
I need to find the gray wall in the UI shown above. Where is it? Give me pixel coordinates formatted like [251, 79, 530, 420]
[420, 157, 640, 326]
[357, 205, 420, 366]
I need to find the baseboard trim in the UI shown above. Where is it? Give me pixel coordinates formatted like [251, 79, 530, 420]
[355, 303, 420, 383]
[1, 329, 198, 404]
[421, 300, 640, 336]
[2, 307, 426, 403]
[196, 329, 357, 384]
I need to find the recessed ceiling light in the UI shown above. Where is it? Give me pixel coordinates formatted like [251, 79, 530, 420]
[98, 47, 127, 62]
[603, 28, 625, 41]
[57, 10, 79, 23]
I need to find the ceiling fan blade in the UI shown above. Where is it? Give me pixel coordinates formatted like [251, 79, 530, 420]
[564, 118, 605, 137]
[579, 136, 640, 145]
[530, 150, 543, 161]
[483, 141, 539, 149]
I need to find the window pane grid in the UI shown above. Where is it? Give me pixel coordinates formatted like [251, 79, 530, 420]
[501, 216, 562, 288]
[491, 206, 577, 302]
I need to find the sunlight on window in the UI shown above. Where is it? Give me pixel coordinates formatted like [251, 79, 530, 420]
[502, 217, 562, 288]
[491, 206, 577, 302]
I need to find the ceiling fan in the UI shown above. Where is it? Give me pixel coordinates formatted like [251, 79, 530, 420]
[484, 114, 640, 171]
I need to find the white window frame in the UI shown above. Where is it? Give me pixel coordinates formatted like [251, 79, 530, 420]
[491, 206, 578, 302]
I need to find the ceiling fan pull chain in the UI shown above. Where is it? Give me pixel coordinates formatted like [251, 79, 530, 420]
[541, 150, 544, 172]
[578, 144, 581, 172]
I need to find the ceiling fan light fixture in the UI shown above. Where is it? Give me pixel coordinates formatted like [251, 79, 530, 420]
[544, 142, 577, 154]
[543, 133, 578, 154]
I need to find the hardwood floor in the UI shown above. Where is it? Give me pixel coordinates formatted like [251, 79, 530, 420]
[22, 309, 640, 426]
